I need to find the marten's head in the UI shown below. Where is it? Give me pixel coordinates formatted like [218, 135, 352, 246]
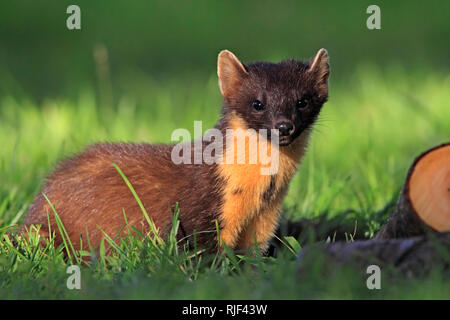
[218, 49, 329, 146]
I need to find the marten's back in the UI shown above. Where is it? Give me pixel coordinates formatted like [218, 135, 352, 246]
[25, 142, 222, 250]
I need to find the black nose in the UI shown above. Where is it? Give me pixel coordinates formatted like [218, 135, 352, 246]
[275, 121, 294, 136]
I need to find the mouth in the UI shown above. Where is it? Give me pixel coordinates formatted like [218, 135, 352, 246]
[271, 121, 309, 146]
[275, 127, 306, 146]
[278, 136, 293, 146]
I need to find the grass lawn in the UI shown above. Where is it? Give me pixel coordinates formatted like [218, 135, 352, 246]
[0, 64, 449, 299]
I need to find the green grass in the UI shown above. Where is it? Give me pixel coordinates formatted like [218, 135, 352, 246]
[0, 65, 449, 299]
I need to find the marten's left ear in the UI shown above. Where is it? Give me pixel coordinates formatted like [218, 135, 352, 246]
[217, 50, 248, 99]
[307, 49, 330, 96]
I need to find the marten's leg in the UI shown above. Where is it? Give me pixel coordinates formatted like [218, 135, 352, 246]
[236, 205, 281, 254]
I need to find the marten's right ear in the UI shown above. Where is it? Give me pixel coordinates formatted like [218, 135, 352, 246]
[307, 49, 330, 97]
[217, 50, 248, 99]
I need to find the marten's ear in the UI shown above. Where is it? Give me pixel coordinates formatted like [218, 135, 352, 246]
[217, 50, 248, 98]
[307, 48, 330, 96]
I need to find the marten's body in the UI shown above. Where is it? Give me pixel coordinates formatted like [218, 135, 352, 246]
[24, 49, 330, 253]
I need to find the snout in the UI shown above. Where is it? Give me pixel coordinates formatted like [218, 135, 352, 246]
[274, 120, 296, 146]
[274, 121, 295, 137]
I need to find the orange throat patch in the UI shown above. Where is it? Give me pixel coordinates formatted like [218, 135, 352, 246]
[217, 112, 309, 251]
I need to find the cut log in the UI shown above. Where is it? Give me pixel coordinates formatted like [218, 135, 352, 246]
[297, 143, 450, 276]
[375, 142, 450, 239]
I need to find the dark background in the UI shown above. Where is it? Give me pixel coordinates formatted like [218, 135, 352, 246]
[0, 0, 448, 102]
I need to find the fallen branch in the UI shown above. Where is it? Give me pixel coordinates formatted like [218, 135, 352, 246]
[301, 232, 450, 276]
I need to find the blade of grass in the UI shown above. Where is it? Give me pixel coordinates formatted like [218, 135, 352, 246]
[112, 162, 164, 246]
[42, 193, 79, 263]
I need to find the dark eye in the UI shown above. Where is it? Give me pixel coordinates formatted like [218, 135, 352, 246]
[252, 100, 265, 111]
[296, 98, 309, 109]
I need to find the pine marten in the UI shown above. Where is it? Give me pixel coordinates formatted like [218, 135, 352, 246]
[23, 49, 330, 254]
